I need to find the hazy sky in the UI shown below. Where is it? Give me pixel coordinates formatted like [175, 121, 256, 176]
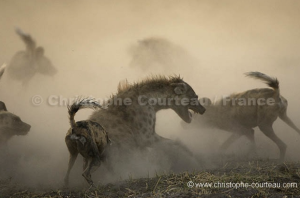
[0, 0, 299, 187]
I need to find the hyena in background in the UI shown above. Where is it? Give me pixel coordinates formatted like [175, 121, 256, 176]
[6, 28, 57, 86]
[0, 101, 31, 145]
[185, 72, 300, 161]
[64, 98, 111, 187]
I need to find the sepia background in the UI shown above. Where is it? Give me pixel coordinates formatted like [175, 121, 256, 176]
[0, 0, 299, 188]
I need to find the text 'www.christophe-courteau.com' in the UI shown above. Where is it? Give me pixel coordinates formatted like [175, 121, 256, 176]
[187, 181, 298, 189]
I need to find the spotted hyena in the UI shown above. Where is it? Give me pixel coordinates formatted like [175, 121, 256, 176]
[89, 76, 206, 170]
[184, 72, 300, 161]
[64, 98, 111, 187]
[0, 101, 31, 145]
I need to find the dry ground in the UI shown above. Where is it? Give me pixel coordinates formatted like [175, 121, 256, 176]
[1, 158, 300, 198]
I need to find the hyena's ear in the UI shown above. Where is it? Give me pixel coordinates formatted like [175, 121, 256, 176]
[171, 83, 188, 95]
[0, 101, 7, 111]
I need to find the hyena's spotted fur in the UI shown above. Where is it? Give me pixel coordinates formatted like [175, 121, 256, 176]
[89, 76, 205, 163]
[64, 98, 110, 187]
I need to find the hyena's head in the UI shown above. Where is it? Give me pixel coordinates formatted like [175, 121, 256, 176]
[169, 80, 206, 123]
[0, 110, 31, 141]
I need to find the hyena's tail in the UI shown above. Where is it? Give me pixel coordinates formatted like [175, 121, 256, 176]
[68, 97, 103, 129]
[15, 27, 36, 52]
[245, 71, 279, 91]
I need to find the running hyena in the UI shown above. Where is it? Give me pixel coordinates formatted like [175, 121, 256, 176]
[184, 72, 300, 161]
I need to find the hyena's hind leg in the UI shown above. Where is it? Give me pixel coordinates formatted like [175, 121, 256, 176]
[64, 138, 79, 187]
[279, 111, 300, 134]
[259, 124, 287, 162]
[83, 158, 88, 171]
[82, 158, 100, 187]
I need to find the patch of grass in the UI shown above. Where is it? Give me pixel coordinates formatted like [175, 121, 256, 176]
[1, 160, 300, 198]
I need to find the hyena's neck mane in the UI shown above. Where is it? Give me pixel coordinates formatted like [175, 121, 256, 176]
[117, 75, 183, 96]
[104, 75, 183, 112]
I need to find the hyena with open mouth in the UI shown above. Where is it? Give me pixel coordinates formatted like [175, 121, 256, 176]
[88, 76, 206, 172]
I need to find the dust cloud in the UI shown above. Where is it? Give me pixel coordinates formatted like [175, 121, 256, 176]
[0, 0, 300, 189]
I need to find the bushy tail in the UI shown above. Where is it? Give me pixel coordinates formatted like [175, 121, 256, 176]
[245, 71, 279, 90]
[15, 27, 36, 52]
[68, 97, 103, 129]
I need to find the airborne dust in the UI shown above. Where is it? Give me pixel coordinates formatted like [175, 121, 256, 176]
[0, 0, 299, 188]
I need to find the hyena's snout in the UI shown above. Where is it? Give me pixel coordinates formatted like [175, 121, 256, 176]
[18, 122, 31, 135]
